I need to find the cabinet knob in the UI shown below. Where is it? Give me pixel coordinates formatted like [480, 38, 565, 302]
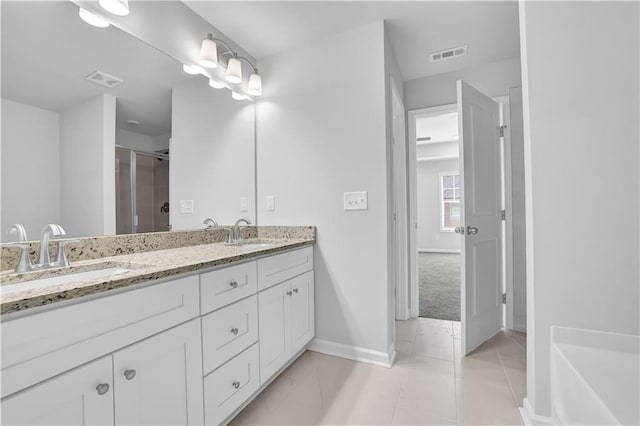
[232, 381, 241, 389]
[124, 369, 136, 381]
[286, 291, 293, 296]
[96, 383, 110, 395]
[230, 327, 239, 335]
[293, 288, 299, 294]
[229, 280, 238, 288]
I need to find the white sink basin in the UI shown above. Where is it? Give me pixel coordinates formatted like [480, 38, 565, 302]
[0, 267, 132, 296]
[226, 240, 279, 250]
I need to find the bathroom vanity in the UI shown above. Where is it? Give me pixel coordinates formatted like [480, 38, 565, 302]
[0, 228, 315, 425]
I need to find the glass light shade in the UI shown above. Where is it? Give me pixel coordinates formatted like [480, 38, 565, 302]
[98, 0, 129, 16]
[182, 64, 201, 75]
[247, 73, 262, 96]
[231, 91, 245, 101]
[78, 8, 110, 28]
[199, 38, 218, 68]
[226, 57, 242, 84]
[209, 79, 225, 89]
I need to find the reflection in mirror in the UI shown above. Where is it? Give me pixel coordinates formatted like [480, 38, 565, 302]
[1, 1, 256, 242]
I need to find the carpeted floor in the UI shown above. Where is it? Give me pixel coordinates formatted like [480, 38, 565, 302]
[419, 252, 461, 321]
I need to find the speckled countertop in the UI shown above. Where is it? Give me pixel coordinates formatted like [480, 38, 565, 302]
[0, 235, 314, 315]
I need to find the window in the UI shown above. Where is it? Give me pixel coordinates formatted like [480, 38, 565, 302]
[440, 172, 460, 231]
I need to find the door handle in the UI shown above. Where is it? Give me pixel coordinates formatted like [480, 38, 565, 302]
[454, 226, 464, 234]
[467, 226, 479, 235]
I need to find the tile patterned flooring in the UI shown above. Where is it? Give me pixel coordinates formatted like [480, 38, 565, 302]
[231, 318, 526, 425]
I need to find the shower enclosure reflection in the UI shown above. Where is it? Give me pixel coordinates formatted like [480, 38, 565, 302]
[115, 147, 170, 234]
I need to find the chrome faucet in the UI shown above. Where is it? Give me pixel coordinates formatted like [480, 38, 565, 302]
[203, 218, 218, 229]
[230, 218, 252, 243]
[37, 224, 66, 268]
[9, 224, 28, 242]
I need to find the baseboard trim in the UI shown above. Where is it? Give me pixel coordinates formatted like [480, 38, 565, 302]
[520, 398, 553, 426]
[418, 248, 461, 254]
[308, 338, 395, 368]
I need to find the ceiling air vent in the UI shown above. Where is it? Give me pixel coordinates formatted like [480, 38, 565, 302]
[430, 45, 467, 62]
[85, 70, 124, 89]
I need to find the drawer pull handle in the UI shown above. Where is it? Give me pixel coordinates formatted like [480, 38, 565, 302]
[293, 288, 299, 294]
[96, 383, 110, 395]
[232, 381, 241, 389]
[286, 291, 293, 296]
[124, 369, 136, 381]
[229, 280, 238, 288]
[230, 327, 239, 335]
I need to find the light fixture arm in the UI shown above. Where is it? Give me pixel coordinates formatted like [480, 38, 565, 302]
[236, 56, 258, 74]
[205, 33, 258, 74]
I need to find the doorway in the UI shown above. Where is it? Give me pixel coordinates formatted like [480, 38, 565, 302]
[413, 107, 462, 322]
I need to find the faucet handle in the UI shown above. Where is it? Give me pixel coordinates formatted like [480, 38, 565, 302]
[53, 240, 79, 268]
[223, 228, 234, 243]
[12, 244, 34, 273]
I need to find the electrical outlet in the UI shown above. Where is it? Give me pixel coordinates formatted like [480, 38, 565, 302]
[179, 200, 194, 214]
[240, 197, 248, 212]
[344, 191, 368, 211]
[266, 196, 275, 211]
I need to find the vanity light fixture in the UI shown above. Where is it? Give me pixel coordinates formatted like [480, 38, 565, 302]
[98, 0, 129, 16]
[182, 64, 201, 75]
[209, 79, 225, 89]
[231, 91, 246, 101]
[198, 33, 263, 96]
[78, 8, 110, 28]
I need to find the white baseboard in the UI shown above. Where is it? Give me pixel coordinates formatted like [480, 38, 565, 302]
[418, 248, 461, 254]
[308, 338, 396, 368]
[520, 398, 553, 426]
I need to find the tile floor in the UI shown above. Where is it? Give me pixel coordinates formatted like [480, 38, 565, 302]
[231, 318, 526, 425]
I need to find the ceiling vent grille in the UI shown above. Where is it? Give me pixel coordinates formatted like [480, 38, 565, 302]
[430, 45, 467, 62]
[85, 71, 124, 89]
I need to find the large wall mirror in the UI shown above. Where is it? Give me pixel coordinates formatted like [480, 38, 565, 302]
[1, 1, 256, 242]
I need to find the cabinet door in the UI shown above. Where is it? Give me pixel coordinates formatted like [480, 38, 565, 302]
[113, 320, 204, 425]
[258, 281, 291, 384]
[1, 356, 114, 426]
[290, 271, 315, 354]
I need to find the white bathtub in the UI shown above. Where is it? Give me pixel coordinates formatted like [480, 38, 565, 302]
[551, 326, 639, 425]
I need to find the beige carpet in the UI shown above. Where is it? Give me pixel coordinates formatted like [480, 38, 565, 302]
[419, 252, 461, 321]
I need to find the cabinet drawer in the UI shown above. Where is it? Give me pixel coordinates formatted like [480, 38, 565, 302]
[202, 296, 258, 375]
[200, 261, 257, 314]
[204, 344, 260, 426]
[257, 246, 313, 291]
[1, 275, 199, 399]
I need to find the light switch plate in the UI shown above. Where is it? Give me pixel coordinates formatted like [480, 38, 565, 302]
[266, 196, 275, 211]
[179, 200, 194, 214]
[344, 191, 368, 211]
[240, 197, 248, 212]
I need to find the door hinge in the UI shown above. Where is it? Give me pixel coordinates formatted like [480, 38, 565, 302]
[499, 125, 507, 138]
[501, 210, 506, 220]
[502, 293, 507, 304]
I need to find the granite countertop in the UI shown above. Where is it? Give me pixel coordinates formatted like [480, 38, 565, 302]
[0, 237, 314, 315]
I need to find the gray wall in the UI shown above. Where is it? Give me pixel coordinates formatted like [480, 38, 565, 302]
[520, 1, 639, 418]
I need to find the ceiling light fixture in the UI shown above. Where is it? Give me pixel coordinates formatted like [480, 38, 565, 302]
[78, 8, 111, 28]
[98, 0, 129, 16]
[209, 79, 225, 89]
[182, 64, 201, 75]
[198, 33, 263, 96]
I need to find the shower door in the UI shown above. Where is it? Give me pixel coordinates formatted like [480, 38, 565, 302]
[115, 147, 170, 234]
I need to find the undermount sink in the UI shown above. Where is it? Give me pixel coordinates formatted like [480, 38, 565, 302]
[226, 240, 279, 250]
[0, 266, 134, 296]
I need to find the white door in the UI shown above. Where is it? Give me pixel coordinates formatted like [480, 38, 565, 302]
[113, 319, 204, 425]
[1, 356, 114, 426]
[290, 271, 315, 353]
[258, 280, 291, 383]
[457, 80, 503, 355]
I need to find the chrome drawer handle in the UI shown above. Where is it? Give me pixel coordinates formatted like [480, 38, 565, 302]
[229, 280, 238, 288]
[96, 383, 110, 395]
[232, 381, 241, 389]
[293, 288, 299, 294]
[124, 369, 136, 381]
[286, 291, 293, 296]
[230, 327, 239, 335]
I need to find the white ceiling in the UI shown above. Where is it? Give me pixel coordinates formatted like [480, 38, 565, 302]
[1, 1, 191, 136]
[184, 1, 520, 81]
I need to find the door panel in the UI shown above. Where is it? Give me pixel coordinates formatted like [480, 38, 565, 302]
[457, 80, 503, 355]
[113, 320, 204, 425]
[290, 271, 315, 353]
[258, 281, 290, 384]
[1, 356, 114, 426]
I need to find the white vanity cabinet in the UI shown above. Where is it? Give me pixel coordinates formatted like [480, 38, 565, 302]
[1, 356, 114, 426]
